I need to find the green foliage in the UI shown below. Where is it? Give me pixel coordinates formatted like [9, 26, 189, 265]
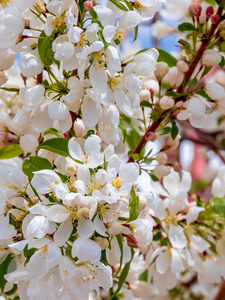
[170, 120, 179, 140]
[118, 118, 127, 143]
[210, 197, 225, 218]
[178, 22, 198, 32]
[0, 254, 14, 292]
[178, 39, 191, 49]
[140, 100, 152, 108]
[22, 156, 52, 180]
[108, 0, 128, 11]
[128, 186, 140, 222]
[156, 49, 178, 67]
[37, 138, 70, 157]
[126, 128, 141, 152]
[82, 129, 95, 139]
[44, 128, 61, 137]
[0, 144, 23, 160]
[38, 31, 55, 66]
[138, 270, 148, 282]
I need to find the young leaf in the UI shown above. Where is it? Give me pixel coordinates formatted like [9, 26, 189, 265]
[210, 197, 225, 217]
[44, 128, 61, 137]
[22, 156, 52, 180]
[178, 22, 198, 32]
[158, 127, 171, 135]
[0, 144, 23, 160]
[178, 39, 191, 49]
[118, 118, 127, 143]
[82, 129, 95, 139]
[170, 120, 179, 140]
[156, 49, 178, 67]
[128, 186, 140, 222]
[38, 31, 55, 66]
[37, 138, 70, 157]
[0, 254, 14, 292]
[108, 0, 128, 11]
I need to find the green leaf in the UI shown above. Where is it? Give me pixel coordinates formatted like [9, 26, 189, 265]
[22, 156, 52, 180]
[82, 129, 95, 139]
[121, 0, 133, 10]
[156, 48, 178, 67]
[201, 66, 212, 79]
[37, 138, 70, 157]
[0, 87, 19, 93]
[216, 0, 225, 7]
[44, 128, 61, 137]
[38, 31, 55, 66]
[113, 246, 134, 296]
[5, 284, 17, 296]
[178, 39, 191, 49]
[149, 172, 159, 182]
[153, 231, 162, 241]
[196, 90, 212, 101]
[118, 118, 127, 143]
[158, 127, 171, 135]
[0, 254, 14, 292]
[138, 270, 148, 282]
[178, 22, 198, 32]
[219, 55, 225, 68]
[108, 0, 128, 11]
[170, 120, 179, 140]
[114, 235, 124, 277]
[133, 25, 139, 42]
[128, 186, 140, 222]
[140, 100, 152, 108]
[207, 240, 219, 255]
[126, 128, 141, 152]
[210, 197, 225, 217]
[165, 90, 180, 99]
[23, 245, 36, 265]
[0, 144, 23, 160]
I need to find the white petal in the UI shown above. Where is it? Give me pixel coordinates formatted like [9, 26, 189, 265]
[169, 225, 187, 249]
[54, 219, 73, 247]
[85, 135, 101, 156]
[48, 101, 69, 120]
[78, 218, 95, 238]
[186, 206, 204, 224]
[27, 216, 49, 240]
[190, 235, 210, 253]
[72, 237, 101, 263]
[94, 5, 115, 26]
[155, 251, 169, 274]
[46, 205, 70, 223]
[68, 26, 83, 44]
[119, 11, 142, 29]
[103, 25, 116, 43]
[89, 64, 107, 94]
[81, 97, 100, 127]
[68, 138, 83, 162]
[119, 163, 139, 184]
[105, 46, 121, 77]
[170, 248, 182, 274]
[115, 89, 133, 116]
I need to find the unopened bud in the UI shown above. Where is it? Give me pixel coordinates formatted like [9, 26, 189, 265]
[66, 161, 77, 175]
[145, 131, 156, 142]
[152, 165, 170, 179]
[0, 71, 8, 85]
[107, 221, 122, 235]
[84, 0, 93, 11]
[73, 118, 85, 137]
[77, 207, 90, 219]
[168, 67, 184, 89]
[156, 152, 168, 165]
[154, 62, 169, 81]
[202, 49, 221, 66]
[159, 96, 175, 110]
[139, 89, 150, 102]
[189, 4, 202, 17]
[206, 6, 214, 17]
[139, 195, 147, 210]
[176, 60, 189, 73]
[130, 281, 153, 298]
[211, 14, 220, 24]
[95, 237, 109, 250]
[173, 162, 182, 172]
[0, 49, 15, 71]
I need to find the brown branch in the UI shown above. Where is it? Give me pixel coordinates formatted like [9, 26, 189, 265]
[214, 281, 225, 300]
[177, 6, 224, 94]
[37, 72, 43, 84]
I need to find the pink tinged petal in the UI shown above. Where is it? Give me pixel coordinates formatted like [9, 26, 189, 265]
[170, 248, 182, 274]
[27, 216, 49, 240]
[186, 206, 204, 224]
[78, 218, 95, 238]
[54, 219, 73, 247]
[48, 101, 69, 120]
[94, 5, 115, 26]
[105, 46, 121, 77]
[169, 225, 187, 249]
[189, 114, 205, 128]
[89, 64, 107, 94]
[72, 237, 101, 264]
[68, 138, 83, 162]
[115, 89, 133, 116]
[68, 26, 83, 43]
[190, 235, 210, 253]
[155, 251, 169, 274]
[81, 98, 100, 127]
[103, 25, 116, 43]
[177, 110, 190, 121]
[119, 163, 139, 184]
[46, 205, 70, 223]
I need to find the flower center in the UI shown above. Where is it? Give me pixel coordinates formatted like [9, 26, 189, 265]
[111, 177, 122, 188]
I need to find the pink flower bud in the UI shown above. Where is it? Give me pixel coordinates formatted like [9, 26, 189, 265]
[73, 118, 85, 137]
[139, 89, 150, 101]
[130, 281, 153, 298]
[139, 195, 147, 210]
[107, 221, 122, 235]
[173, 162, 182, 172]
[159, 96, 175, 110]
[202, 49, 221, 66]
[189, 4, 202, 17]
[156, 152, 168, 165]
[145, 131, 156, 142]
[176, 60, 189, 73]
[0, 71, 8, 85]
[154, 62, 169, 81]
[77, 207, 90, 219]
[152, 165, 170, 179]
[211, 14, 220, 24]
[94, 237, 109, 250]
[66, 161, 77, 175]
[167, 67, 184, 89]
[84, 0, 93, 11]
[206, 6, 214, 17]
